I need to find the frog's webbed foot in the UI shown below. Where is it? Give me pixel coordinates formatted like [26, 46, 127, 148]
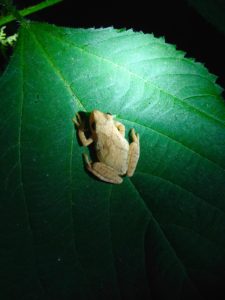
[127, 129, 140, 177]
[73, 113, 93, 147]
[83, 154, 123, 184]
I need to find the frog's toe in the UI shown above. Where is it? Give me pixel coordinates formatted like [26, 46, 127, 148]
[73, 117, 79, 127]
[83, 153, 92, 167]
[73, 113, 82, 127]
[130, 128, 139, 143]
[76, 112, 81, 121]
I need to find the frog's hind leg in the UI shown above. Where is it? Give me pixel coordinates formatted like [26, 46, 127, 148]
[127, 129, 140, 177]
[83, 154, 123, 184]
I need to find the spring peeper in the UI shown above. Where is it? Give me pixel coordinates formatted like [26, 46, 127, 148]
[73, 110, 140, 184]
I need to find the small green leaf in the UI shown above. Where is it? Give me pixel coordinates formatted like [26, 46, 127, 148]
[1, 22, 225, 300]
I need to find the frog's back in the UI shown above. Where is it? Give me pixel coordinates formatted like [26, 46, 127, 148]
[95, 129, 129, 175]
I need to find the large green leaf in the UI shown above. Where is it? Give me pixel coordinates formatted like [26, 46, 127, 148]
[1, 22, 225, 300]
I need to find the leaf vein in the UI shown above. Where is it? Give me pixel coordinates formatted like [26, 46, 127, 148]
[148, 72, 217, 83]
[107, 185, 122, 299]
[162, 223, 225, 251]
[20, 30, 47, 295]
[69, 127, 90, 287]
[49, 31, 224, 128]
[28, 29, 86, 112]
[135, 171, 225, 215]
[129, 178, 201, 298]
[117, 116, 225, 173]
[182, 93, 222, 101]
[29, 27, 92, 289]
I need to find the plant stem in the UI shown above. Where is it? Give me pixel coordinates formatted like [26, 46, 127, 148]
[0, 0, 63, 26]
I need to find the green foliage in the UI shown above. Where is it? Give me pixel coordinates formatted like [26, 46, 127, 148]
[0, 0, 62, 27]
[0, 25, 18, 46]
[1, 22, 225, 300]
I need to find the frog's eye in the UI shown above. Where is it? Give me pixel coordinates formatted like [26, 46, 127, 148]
[107, 112, 112, 115]
[91, 121, 96, 131]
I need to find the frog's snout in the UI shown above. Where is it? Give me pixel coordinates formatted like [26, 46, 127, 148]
[91, 110, 100, 117]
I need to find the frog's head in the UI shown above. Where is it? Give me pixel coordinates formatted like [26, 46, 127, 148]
[89, 110, 113, 132]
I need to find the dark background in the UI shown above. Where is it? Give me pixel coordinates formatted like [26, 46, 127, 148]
[3, 0, 225, 90]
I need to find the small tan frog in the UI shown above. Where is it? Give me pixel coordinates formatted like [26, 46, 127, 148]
[73, 110, 140, 184]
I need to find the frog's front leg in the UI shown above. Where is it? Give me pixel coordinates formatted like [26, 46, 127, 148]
[127, 129, 140, 177]
[83, 154, 123, 184]
[114, 121, 125, 137]
[73, 113, 93, 147]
